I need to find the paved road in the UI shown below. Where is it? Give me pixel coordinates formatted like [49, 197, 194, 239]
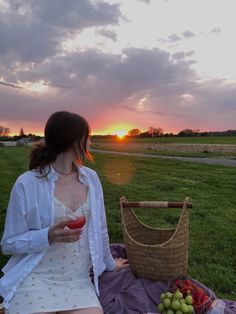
[91, 149, 236, 167]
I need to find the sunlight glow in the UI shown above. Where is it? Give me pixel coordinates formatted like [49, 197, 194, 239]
[115, 130, 127, 139]
[93, 123, 132, 136]
[103, 159, 136, 185]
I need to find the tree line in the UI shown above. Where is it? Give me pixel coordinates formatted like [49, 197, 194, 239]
[1, 125, 236, 140]
[0, 126, 41, 141]
[127, 127, 236, 137]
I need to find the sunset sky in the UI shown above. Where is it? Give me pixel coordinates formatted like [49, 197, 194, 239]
[0, 0, 236, 136]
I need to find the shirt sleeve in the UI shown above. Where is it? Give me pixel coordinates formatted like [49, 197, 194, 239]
[95, 174, 116, 271]
[1, 181, 50, 255]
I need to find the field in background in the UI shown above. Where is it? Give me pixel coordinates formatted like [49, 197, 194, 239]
[92, 136, 236, 158]
[0, 146, 236, 301]
[92, 136, 236, 144]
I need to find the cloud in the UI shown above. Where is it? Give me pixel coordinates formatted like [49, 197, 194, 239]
[0, 80, 22, 89]
[96, 28, 117, 41]
[123, 103, 189, 117]
[211, 27, 221, 34]
[159, 31, 195, 44]
[172, 51, 195, 60]
[12, 47, 195, 101]
[0, 13, 60, 62]
[0, 46, 197, 129]
[167, 33, 182, 42]
[137, 0, 151, 3]
[182, 30, 195, 38]
[9, 0, 121, 29]
[159, 33, 182, 44]
[137, 0, 168, 3]
[0, 0, 122, 62]
[0, 84, 57, 124]
[1, 45, 236, 132]
[0, 1, 235, 133]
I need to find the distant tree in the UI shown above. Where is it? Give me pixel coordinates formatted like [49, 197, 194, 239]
[18, 127, 26, 139]
[148, 127, 163, 137]
[0, 125, 10, 137]
[20, 127, 25, 136]
[163, 132, 174, 137]
[128, 128, 141, 137]
[201, 132, 209, 137]
[177, 129, 195, 137]
[139, 131, 149, 138]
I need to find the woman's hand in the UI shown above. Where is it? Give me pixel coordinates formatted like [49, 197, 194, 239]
[114, 257, 129, 271]
[48, 218, 82, 244]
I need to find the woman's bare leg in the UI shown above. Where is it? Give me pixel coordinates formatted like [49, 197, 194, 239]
[59, 307, 103, 314]
[32, 307, 103, 314]
[32, 312, 57, 314]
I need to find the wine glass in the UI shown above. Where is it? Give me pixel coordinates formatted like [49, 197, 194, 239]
[66, 207, 86, 251]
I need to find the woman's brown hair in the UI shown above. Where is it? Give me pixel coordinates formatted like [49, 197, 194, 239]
[29, 111, 93, 176]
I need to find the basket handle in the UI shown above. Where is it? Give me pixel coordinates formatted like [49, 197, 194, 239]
[121, 200, 192, 208]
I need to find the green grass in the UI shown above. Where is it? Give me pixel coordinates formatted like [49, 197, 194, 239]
[0, 147, 236, 301]
[92, 136, 236, 144]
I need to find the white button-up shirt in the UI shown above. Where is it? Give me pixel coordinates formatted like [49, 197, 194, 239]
[0, 164, 116, 309]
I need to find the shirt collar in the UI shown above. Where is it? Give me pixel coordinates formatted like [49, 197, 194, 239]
[48, 162, 87, 185]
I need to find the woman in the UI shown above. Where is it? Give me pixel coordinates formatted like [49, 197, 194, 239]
[0, 111, 128, 314]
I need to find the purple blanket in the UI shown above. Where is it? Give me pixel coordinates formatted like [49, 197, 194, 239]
[98, 244, 236, 314]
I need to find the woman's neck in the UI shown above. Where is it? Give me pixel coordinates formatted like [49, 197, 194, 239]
[52, 151, 75, 175]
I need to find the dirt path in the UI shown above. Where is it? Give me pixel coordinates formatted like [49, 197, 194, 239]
[91, 149, 236, 167]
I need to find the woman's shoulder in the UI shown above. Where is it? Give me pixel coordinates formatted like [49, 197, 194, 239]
[80, 166, 101, 185]
[14, 169, 42, 186]
[80, 165, 98, 178]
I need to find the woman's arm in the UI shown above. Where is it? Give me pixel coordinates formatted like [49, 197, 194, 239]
[1, 181, 50, 255]
[95, 174, 116, 271]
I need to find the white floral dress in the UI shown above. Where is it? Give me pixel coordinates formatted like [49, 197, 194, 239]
[6, 193, 102, 314]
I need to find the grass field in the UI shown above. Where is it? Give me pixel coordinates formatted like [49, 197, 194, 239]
[0, 147, 236, 301]
[92, 136, 236, 158]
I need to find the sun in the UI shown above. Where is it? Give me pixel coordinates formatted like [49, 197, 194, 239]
[115, 130, 127, 139]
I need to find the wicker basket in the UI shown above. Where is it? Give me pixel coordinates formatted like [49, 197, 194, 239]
[120, 196, 192, 281]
